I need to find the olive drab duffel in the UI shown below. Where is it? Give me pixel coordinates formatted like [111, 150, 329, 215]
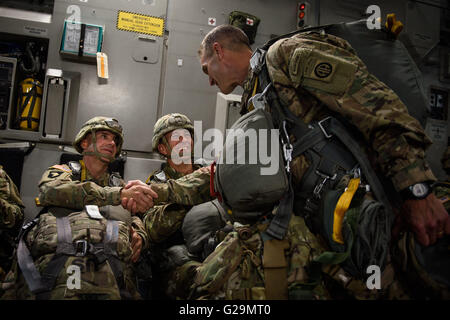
[213, 106, 289, 222]
[228, 11, 261, 45]
[15, 205, 136, 299]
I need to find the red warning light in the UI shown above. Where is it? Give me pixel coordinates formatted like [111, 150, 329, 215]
[299, 3, 306, 10]
[299, 12, 305, 19]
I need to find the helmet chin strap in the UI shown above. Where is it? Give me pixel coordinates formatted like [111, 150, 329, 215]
[82, 129, 116, 163]
[161, 136, 172, 159]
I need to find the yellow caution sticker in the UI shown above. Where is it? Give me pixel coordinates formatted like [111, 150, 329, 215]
[116, 11, 164, 36]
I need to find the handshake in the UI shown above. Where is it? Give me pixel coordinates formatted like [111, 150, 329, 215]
[120, 166, 211, 215]
[120, 180, 158, 215]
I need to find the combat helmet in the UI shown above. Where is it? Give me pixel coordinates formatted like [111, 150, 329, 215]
[152, 113, 194, 152]
[73, 116, 124, 160]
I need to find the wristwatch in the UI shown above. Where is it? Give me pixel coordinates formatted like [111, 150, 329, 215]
[401, 182, 432, 200]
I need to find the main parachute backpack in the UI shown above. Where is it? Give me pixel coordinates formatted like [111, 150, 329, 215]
[228, 11, 261, 45]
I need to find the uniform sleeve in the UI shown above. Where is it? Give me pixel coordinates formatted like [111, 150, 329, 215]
[266, 36, 436, 192]
[143, 203, 190, 243]
[150, 169, 212, 206]
[131, 215, 149, 250]
[0, 172, 24, 229]
[0, 199, 23, 229]
[38, 166, 122, 210]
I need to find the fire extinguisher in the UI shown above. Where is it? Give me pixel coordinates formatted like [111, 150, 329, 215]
[16, 77, 43, 131]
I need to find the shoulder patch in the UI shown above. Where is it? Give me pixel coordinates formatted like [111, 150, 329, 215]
[314, 62, 333, 79]
[47, 171, 64, 179]
[50, 164, 72, 173]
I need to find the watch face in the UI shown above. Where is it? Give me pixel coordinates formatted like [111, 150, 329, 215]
[411, 183, 429, 198]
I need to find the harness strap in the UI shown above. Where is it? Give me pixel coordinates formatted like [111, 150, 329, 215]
[17, 216, 74, 299]
[36, 216, 74, 299]
[104, 219, 132, 300]
[17, 233, 45, 294]
[17, 210, 131, 299]
[252, 51, 295, 241]
[325, 118, 392, 214]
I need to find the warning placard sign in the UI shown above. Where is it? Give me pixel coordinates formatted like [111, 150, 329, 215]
[117, 11, 164, 36]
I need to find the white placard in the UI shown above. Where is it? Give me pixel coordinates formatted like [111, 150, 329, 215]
[85, 205, 103, 219]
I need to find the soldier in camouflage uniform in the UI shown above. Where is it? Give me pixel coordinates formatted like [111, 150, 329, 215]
[131, 113, 212, 299]
[1, 116, 156, 300]
[0, 166, 24, 285]
[193, 25, 450, 299]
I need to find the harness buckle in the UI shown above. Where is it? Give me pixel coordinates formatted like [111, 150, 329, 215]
[283, 143, 293, 172]
[318, 116, 333, 139]
[74, 240, 88, 257]
[250, 49, 266, 73]
[313, 170, 337, 199]
[249, 83, 272, 110]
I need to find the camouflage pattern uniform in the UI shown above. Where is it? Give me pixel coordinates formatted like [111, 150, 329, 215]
[242, 31, 435, 191]
[2, 117, 147, 300]
[146, 113, 198, 244]
[194, 31, 433, 299]
[36, 161, 148, 247]
[145, 164, 203, 244]
[140, 113, 206, 299]
[0, 166, 24, 282]
[150, 169, 212, 206]
[143, 164, 203, 299]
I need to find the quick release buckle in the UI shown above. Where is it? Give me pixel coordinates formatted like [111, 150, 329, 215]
[313, 170, 337, 198]
[318, 116, 333, 139]
[74, 240, 88, 257]
[249, 82, 272, 110]
[250, 49, 266, 74]
[281, 120, 293, 172]
[283, 143, 293, 172]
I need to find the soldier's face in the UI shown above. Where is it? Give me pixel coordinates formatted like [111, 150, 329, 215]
[82, 130, 118, 160]
[160, 129, 193, 160]
[200, 44, 237, 94]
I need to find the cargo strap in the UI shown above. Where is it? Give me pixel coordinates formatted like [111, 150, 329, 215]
[17, 210, 129, 299]
[262, 237, 289, 299]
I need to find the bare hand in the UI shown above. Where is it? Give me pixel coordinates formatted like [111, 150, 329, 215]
[124, 179, 148, 189]
[121, 197, 137, 214]
[120, 183, 158, 214]
[130, 226, 143, 263]
[393, 193, 450, 246]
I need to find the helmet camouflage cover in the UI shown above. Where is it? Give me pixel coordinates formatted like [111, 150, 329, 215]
[73, 116, 124, 157]
[152, 113, 194, 151]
